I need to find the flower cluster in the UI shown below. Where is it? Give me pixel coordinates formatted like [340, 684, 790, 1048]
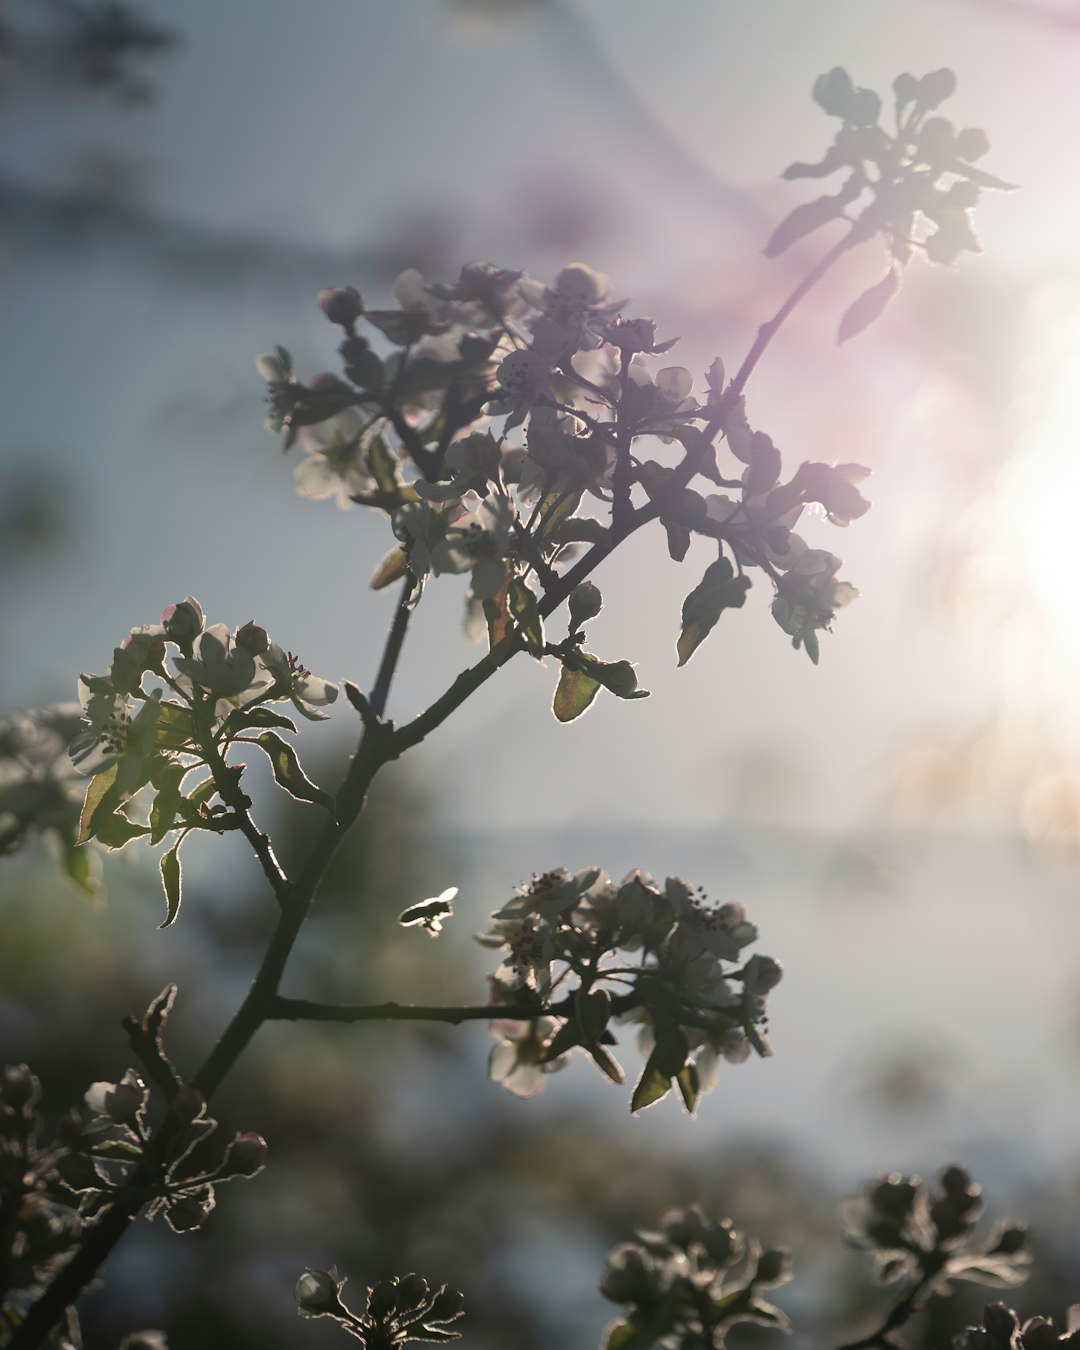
[956, 1303, 1080, 1350]
[476, 867, 781, 1112]
[843, 1165, 1031, 1291]
[259, 247, 873, 681]
[774, 66, 1015, 340]
[0, 1064, 85, 1333]
[599, 1204, 793, 1349]
[295, 1267, 465, 1349]
[0, 705, 94, 893]
[67, 596, 337, 922]
[0, 1035, 267, 1344]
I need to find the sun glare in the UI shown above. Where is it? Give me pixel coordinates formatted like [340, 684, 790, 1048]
[1004, 281, 1080, 671]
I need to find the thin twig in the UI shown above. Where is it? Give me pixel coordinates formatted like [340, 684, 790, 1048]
[836, 1262, 941, 1350]
[369, 575, 417, 720]
[192, 694, 291, 907]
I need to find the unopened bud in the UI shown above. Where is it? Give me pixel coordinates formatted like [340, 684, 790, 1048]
[234, 621, 269, 656]
[165, 1189, 214, 1233]
[917, 67, 957, 109]
[660, 1204, 707, 1250]
[296, 1269, 344, 1316]
[222, 1132, 268, 1177]
[940, 1165, 979, 1204]
[983, 1304, 1020, 1341]
[161, 598, 205, 646]
[871, 1174, 919, 1218]
[1021, 1318, 1060, 1350]
[599, 1243, 656, 1304]
[594, 660, 638, 698]
[171, 1086, 205, 1127]
[54, 1152, 101, 1193]
[1, 1064, 39, 1110]
[568, 582, 603, 629]
[702, 1218, 741, 1265]
[427, 1287, 465, 1324]
[955, 127, 990, 162]
[744, 954, 784, 993]
[755, 1247, 793, 1287]
[318, 286, 363, 327]
[396, 1273, 430, 1312]
[367, 1279, 399, 1321]
[84, 1073, 145, 1126]
[893, 72, 918, 106]
[119, 1332, 170, 1350]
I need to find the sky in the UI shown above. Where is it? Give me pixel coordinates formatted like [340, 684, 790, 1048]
[7, 0, 1077, 837]
[5, 0, 1080, 1189]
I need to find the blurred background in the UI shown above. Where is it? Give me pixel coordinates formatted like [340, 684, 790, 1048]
[4, 0, 1080, 1346]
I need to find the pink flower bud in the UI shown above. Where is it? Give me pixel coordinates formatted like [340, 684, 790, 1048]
[318, 286, 363, 326]
[161, 598, 205, 644]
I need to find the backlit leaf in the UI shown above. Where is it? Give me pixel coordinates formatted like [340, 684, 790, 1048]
[553, 663, 602, 723]
[159, 839, 183, 928]
[255, 732, 334, 813]
[838, 268, 901, 343]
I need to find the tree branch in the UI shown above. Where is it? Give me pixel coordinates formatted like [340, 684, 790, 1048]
[369, 575, 417, 720]
[267, 996, 552, 1025]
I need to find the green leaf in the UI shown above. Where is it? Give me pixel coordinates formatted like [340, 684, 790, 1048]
[763, 194, 845, 259]
[76, 764, 119, 845]
[60, 841, 103, 902]
[677, 559, 751, 667]
[159, 839, 183, 929]
[838, 268, 901, 343]
[603, 1322, 638, 1350]
[589, 658, 649, 700]
[508, 578, 544, 658]
[149, 762, 189, 845]
[536, 473, 585, 542]
[367, 434, 399, 495]
[254, 732, 334, 813]
[630, 1060, 671, 1114]
[543, 1018, 584, 1061]
[221, 706, 298, 736]
[482, 575, 514, 651]
[587, 1043, 625, 1085]
[653, 1025, 690, 1077]
[676, 1063, 700, 1116]
[662, 517, 691, 562]
[577, 988, 611, 1043]
[94, 810, 150, 850]
[184, 775, 218, 813]
[154, 702, 194, 751]
[631, 1025, 689, 1114]
[553, 663, 602, 723]
[91, 1139, 144, 1162]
